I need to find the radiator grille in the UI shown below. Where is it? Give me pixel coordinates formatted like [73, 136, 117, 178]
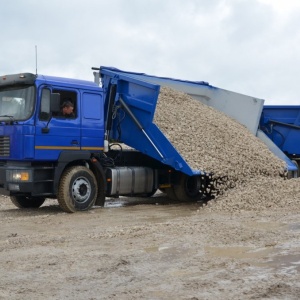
[0, 136, 10, 156]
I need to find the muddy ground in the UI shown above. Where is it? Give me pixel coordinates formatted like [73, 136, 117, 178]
[0, 192, 300, 300]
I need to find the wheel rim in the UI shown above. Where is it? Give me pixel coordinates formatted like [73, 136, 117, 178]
[71, 177, 91, 204]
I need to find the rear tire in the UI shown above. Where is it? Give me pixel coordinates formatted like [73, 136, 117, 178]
[10, 196, 45, 208]
[173, 174, 203, 202]
[58, 166, 98, 213]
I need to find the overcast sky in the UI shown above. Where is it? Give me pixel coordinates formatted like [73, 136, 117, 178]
[1, 0, 300, 104]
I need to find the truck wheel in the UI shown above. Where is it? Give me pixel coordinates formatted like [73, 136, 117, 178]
[173, 174, 203, 202]
[10, 196, 45, 208]
[58, 166, 98, 213]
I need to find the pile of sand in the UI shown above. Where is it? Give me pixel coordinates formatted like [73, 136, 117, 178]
[154, 86, 297, 210]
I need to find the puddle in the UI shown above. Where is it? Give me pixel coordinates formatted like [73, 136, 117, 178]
[104, 196, 201, 223]
[205, 245, 300, 274]
[104, 199, 125, 208]
[144, 246, 171, 253]
[143, 245, 195, 263]
[262, 253, 300, 274]
[244, 220, 286, 231]
[288, 223, 300, 231]
[205, 246, 274, 260]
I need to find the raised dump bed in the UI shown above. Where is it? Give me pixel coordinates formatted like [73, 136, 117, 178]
[100, 67, 298, 174]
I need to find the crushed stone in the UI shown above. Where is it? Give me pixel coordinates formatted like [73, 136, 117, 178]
[154, 86, 297, 210]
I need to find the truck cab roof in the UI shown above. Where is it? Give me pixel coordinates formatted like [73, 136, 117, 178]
[0, 72, 100, 91]
[36, 74, 100, 90]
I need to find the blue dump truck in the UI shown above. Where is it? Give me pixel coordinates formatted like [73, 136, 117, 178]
[0, 67, 298, 212]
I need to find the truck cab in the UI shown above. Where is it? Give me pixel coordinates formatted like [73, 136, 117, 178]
[0, 73, 106, 210]
[0, 73, 105, 160]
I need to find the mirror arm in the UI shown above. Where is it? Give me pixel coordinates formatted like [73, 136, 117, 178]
[42, 112, 53, 133]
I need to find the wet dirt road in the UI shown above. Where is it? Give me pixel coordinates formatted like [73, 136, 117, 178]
[0, 193, 300, 299]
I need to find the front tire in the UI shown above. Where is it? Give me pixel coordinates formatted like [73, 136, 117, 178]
[58, 166, 98, 213]
[10, 196, 45, 208]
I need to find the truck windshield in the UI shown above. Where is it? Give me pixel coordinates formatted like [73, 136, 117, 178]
[0, 86, 35, 121]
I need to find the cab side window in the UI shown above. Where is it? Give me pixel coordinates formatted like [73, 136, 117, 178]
[53, 89, 77, 119]
[39, 88, 77, 120]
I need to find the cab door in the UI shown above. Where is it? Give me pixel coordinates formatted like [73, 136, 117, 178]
[35, 87, 81, 161]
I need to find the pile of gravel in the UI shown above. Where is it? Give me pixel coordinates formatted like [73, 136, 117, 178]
[205, 176, 300, 212]
[154, 86, 288, 202]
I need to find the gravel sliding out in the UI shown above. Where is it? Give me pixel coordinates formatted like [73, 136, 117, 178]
[154, 86, 299, 211]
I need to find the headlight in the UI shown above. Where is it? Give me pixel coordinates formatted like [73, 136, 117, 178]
[6, 169, 33, 182]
